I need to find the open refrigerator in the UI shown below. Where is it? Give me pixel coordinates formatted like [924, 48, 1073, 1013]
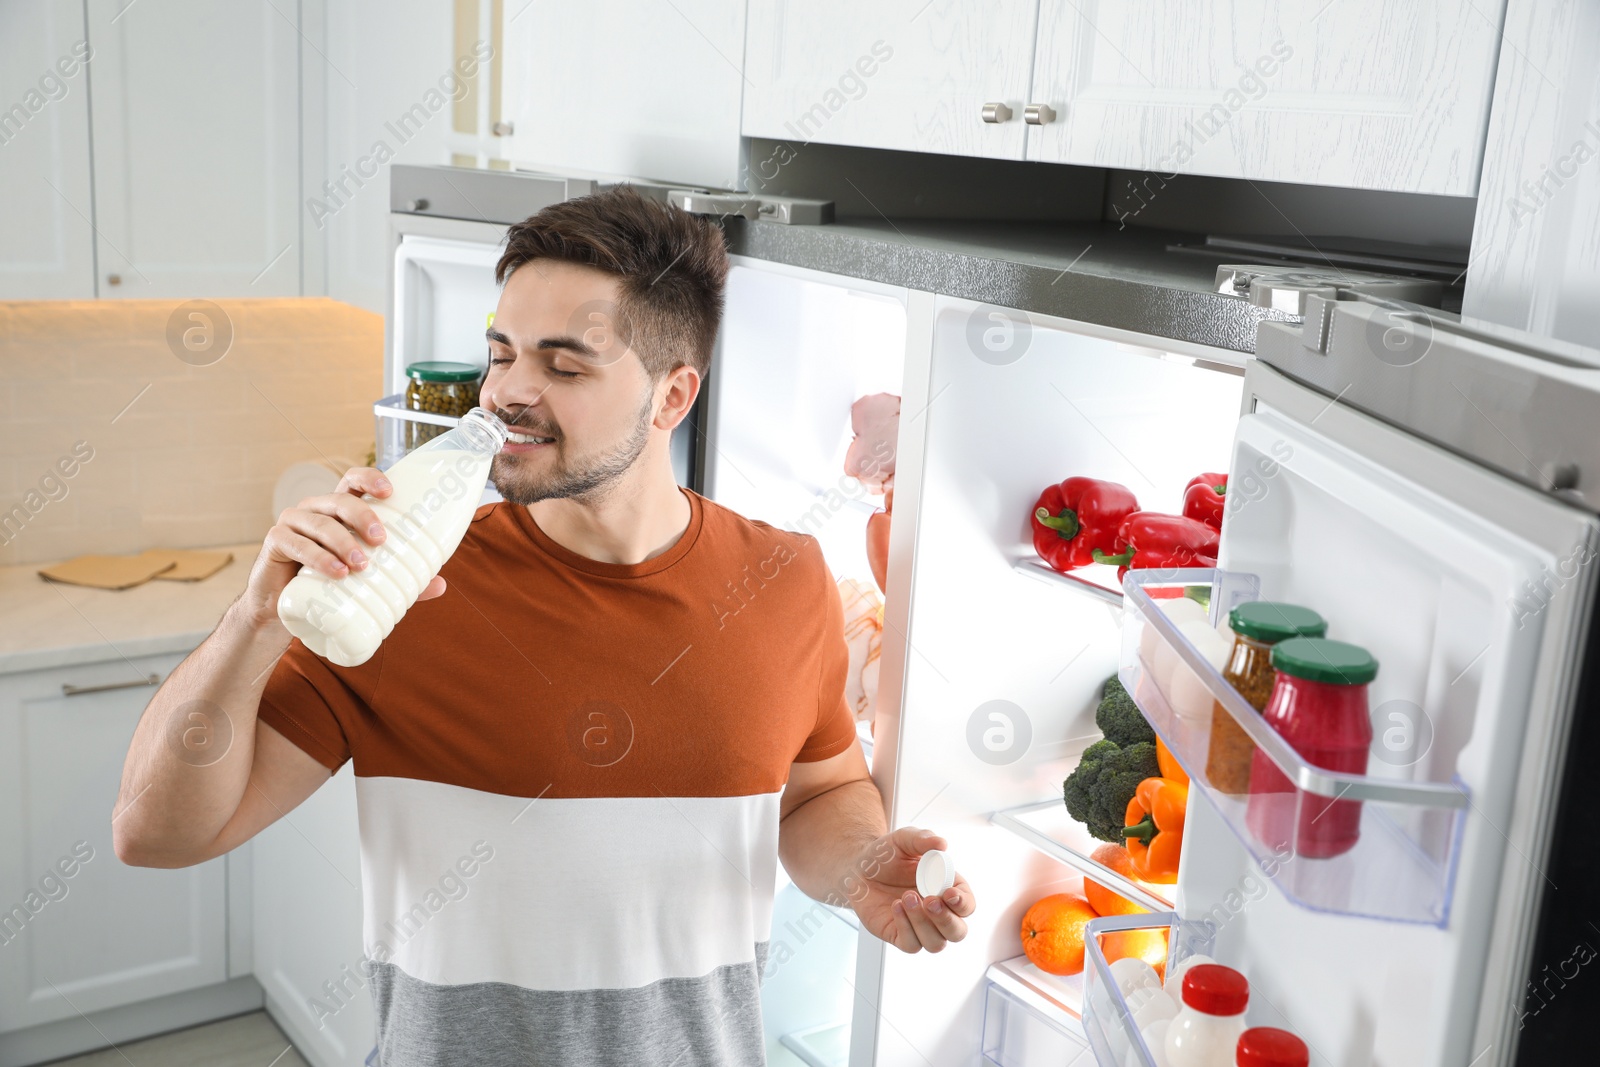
[377, 163, 1600, 1066]
[855, 289, 1600, 1067]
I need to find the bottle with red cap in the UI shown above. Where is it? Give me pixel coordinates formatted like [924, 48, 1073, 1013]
[1165, 963, 1249, 1067]
[1236, 1027, 1309, 1067]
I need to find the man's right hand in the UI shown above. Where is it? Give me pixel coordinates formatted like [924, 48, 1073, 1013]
[241, 466, 447, 630]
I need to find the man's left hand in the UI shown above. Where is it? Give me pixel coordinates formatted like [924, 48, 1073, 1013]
[850, 826, 975, 954]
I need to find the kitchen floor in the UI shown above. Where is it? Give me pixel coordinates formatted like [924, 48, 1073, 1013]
[40, 1014, 818, 1066]
[42, 1013, 309, 1067]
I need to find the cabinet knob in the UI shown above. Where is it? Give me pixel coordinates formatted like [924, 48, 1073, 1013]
[981, 102, 1013, 124]
[1024, 104, 1056, 126]
[106, 273, 122, 286]
[491, 120, 514, 137]
[407, 198, 430, 212]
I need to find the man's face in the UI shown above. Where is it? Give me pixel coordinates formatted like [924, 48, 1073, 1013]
[482, 260, 667, 505]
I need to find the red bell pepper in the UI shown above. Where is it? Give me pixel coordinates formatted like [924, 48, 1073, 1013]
[866, 489, 892, 594]
[1182, 473, 1227, 530]
[1092, 512, 1219, 581]
[1031, 478, 1139, 573]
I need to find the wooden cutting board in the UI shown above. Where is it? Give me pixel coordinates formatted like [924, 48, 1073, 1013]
[38, 553, 177, 590]
[149, 549, 235, 581]
[38, 548, 235, 589]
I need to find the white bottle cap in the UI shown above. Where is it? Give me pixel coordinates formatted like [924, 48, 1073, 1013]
[916, 849, 955, 898]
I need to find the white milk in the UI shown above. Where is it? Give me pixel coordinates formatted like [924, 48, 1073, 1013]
[277, 409, 507, 666]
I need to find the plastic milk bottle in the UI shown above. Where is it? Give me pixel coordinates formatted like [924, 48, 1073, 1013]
[277, 407, 508, 666]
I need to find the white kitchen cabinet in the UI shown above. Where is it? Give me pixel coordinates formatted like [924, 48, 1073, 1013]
[0, 654, 229, 1033]
[1026, 0, 1503, 195]
[742, 0, 1036, 163]
[83, 0, 301, 297]
[0, 1, 96, 299]
[499, 1, 746, 190]
[253, 764, 371, 1067]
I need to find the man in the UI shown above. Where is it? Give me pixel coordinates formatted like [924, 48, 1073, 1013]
[114, 186, 975, 1065]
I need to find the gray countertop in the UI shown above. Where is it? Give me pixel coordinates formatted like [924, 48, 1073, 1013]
[722, 216, 1300, 354]
[0, 544, 260, 676]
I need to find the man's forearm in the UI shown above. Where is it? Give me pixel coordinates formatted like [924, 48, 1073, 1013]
[778, 777, 891, 909]
[113, 598, 290, 863]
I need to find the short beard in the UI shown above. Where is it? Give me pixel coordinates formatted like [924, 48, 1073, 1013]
[490, 390, 654, 506]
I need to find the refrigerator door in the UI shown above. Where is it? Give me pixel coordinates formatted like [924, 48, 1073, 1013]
[701, 256, 913, 1066]
[1177, 331, 1599, 1067]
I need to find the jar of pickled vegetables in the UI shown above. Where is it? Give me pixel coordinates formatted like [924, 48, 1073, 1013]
[404, 362, 481, 450]
[1206, 602, 1326, 795]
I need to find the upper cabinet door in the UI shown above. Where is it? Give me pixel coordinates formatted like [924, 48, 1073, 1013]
[85, 0, 300, 297]
[742, 0, 1037, 163]
[0, 2, 96, 299]
[500, 1, 745, 190]
[1026, 0, 1502, 195]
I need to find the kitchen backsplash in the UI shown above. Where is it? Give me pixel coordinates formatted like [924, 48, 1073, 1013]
[0, 298, 381, 567]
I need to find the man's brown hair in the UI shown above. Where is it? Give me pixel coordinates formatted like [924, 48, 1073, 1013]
[495, 185, 729, 381]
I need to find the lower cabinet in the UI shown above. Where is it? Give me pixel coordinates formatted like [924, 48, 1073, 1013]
[253, 764, 372, 1067]
[0, 653, 228, 1033]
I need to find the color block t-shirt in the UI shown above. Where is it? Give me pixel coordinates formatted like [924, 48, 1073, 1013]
[257, 488, 857, 1067]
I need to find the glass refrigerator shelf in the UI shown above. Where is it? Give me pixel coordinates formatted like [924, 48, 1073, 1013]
[981, 954, 1092, 1067]
[1013, 556, 1125, 606]
[991, 799, 1175, 913]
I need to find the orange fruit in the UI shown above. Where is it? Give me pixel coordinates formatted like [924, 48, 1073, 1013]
[1102, 927, 1170, 982]
[1020, 893, 1097, 976]
[1084, 844, 1151, 918]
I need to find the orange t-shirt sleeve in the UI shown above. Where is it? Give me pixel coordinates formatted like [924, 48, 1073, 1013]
[257, 639, 379, 771]
[795, 544, 860, 763]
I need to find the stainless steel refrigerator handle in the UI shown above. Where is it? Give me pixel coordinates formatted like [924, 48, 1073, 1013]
[62, 673, 162, 697]
[1126, 574, 1471, 810]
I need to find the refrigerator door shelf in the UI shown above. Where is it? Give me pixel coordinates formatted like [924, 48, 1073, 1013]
[1082, 913, 1218, 1067]
[992, 799, 1175, 913]
[373, 393, 464, 470]
[1121, 568, 1470, 926]
[981, 957, 1091, 1067]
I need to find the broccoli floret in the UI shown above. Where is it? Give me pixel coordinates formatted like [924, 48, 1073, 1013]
[1096, 674, 1155, 748]
[1063, 738, 1161, 843]
[1090, 741, 1160, 825]
[1063, 739, 1121, 837]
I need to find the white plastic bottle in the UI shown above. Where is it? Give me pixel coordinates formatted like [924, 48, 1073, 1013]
[277, 407, 507, 666]
[1165, 963, 1249, 1067]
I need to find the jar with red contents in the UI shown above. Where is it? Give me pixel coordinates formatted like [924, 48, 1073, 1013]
[1244, 637, 1377, 859]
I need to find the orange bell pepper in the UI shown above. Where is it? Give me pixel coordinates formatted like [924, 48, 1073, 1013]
[1155, 737, 1188, 787]
[1123, 777, 1187, 884]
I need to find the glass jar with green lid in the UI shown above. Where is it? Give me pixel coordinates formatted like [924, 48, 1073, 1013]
[1206, 602, 1327, 795]
[1247, 637, 1378, 858]
[404, 362, 482, 450]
